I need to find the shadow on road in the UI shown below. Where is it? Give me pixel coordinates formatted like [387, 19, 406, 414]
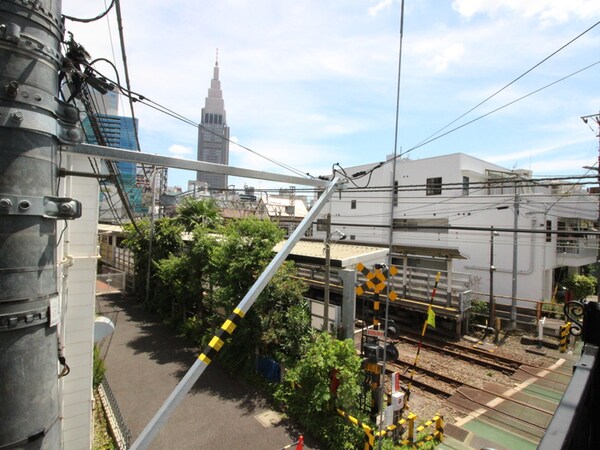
[97, 293, 283, 418]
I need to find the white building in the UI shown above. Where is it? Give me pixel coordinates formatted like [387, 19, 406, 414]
[314, 153, 598, 307]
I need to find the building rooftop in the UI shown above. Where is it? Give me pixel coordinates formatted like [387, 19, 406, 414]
[272, 240, 388, 268]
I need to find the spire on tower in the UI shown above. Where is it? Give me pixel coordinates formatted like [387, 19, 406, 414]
[215, 48, 219, 66]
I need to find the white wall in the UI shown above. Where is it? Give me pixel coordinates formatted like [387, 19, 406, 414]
[59, 154, 100, 449]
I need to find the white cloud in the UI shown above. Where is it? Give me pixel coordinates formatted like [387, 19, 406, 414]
[419, 43, 465, 73]
[368, 0, 393, 16]
[168, 144, 194, 157]
[452, 0, 600, 25]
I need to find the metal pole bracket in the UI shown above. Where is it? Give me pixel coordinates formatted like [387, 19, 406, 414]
[0, 194, 82, 219]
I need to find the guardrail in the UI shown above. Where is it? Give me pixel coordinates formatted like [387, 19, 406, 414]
[98, 377, 132, 450]
[296, 263, 471, 310]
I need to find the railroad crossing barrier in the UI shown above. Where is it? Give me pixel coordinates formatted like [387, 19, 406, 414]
[559, 322, 571, 353]
[278, 435, 303, 449]
[411, 415, 444, 447]
[337, 408, 443, 449]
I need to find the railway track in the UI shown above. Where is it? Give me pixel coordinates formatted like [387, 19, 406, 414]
[387, 358, 459, 398]
[387, 357, 558, 420]
[393, 333, 522, 374]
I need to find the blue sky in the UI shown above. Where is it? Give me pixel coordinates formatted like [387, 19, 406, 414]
[62, 0, 600, 191]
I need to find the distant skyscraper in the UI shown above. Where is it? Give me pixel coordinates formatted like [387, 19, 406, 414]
[197, 56, 230, 191]
[81, 93, 146, 218]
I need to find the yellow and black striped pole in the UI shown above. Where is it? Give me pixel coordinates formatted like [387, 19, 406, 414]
[559, 321, 571, 353]
[337, 408, 376, 450]
[198, 308, 245, 365]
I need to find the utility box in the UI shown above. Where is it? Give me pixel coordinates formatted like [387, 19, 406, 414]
[392, 391, 405, 411]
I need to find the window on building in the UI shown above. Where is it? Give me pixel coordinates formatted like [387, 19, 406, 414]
[393, 181, 398, 206]
[426, 177, 442, 196]
[546, 220, 552, 242]
[351, 200, 357, 209]
[316, 219, 327, 232]
[462, 176, 470, 196]
[350, 235, 356, 240]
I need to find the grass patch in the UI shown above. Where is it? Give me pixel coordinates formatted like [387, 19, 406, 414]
[93, 390, 116, 450]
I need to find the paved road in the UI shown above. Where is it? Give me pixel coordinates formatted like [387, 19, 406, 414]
[96, 292, 321, 450]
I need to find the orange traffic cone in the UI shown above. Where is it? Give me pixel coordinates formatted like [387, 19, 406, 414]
[295, 435, 304, 449]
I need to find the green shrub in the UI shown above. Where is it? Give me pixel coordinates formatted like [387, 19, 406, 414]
[275, 333, 365, 449]
[468, 299, 489, 332]
[93, 345, 106, 389]
[564, 273, 597, 300]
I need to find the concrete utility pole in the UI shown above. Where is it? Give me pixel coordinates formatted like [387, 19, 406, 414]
[0, 1, 82, 449]
[489, 227, 498, 329]
[581, 112, 600, 302]
[511, 192, 520, 330]
[322, 213, 332, 332]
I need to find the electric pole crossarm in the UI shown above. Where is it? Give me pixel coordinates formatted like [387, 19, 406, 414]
[65, 143, 330, 188]
[130, 176, 345, 450]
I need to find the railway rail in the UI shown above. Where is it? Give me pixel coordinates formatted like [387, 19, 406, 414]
[387, 358, 459, 398]
[393, 332, 526, 373]
[387, 357, 557, 420]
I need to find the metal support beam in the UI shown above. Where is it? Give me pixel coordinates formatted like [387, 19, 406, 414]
[131, 176, 345, 449]
[340, 269, 357, 340]
[64, 143, 330, 188]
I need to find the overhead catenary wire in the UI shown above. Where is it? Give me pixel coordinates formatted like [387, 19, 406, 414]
[62, 0, 116, 23]
[412, 18, 600, 149]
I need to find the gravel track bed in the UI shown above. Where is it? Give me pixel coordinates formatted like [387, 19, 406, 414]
[385, 330, 575, 427]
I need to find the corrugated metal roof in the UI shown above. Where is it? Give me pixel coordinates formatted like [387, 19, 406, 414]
[272, 240, 388, 268]
[97, 223, 124, 234]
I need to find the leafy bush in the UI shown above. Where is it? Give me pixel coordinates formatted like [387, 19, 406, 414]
[467, 299, 489, 332]
[564, 273, 597, 301]
[275, 333, 365, 449]
[93, 345, 106, 389]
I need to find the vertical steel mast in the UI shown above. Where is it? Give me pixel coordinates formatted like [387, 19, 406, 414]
[0, 1, 81, 448]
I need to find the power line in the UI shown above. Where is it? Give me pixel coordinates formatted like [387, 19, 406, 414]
[412, 19, 600, 150]
[83, 65, 314, 180]
[63, 0, 116, 23]
[395, 60, 600, 161]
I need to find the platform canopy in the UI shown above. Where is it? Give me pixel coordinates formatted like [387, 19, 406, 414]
[272, 240, 389, 269]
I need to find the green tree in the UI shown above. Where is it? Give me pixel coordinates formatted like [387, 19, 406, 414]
[154, 225, 220, 332]
[122, 217, 184, 307]
[275, 333, 366, 450]
[212, 218, 285, 314]
[210, 218, 301, 373]
[175, 197, 222, 232]
[257, 262, 311, 365]
[565, 273, 597, 300]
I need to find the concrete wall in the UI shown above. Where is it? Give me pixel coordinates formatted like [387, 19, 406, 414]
[58, 154, 100, 449]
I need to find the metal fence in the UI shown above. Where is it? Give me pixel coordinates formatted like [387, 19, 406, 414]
[99, 377, 132, 449]
[97, 270, 127, 292]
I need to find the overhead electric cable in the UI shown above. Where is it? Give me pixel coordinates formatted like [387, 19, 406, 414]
[114, 0, 142, 153]
[396, 60, 600, 160]
[87, 67, 314, 179]
[63, 0, 116, 23]
[413, 18, 600, 148]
